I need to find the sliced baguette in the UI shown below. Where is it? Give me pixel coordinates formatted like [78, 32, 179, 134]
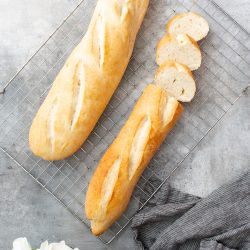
[156, 34, 201, 70]
[85, 84, 183, 235]
[167, 12, 209, 41]
[155, 62, 196, 102]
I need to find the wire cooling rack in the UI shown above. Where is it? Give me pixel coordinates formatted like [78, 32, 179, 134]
[0, 0, 249, 244]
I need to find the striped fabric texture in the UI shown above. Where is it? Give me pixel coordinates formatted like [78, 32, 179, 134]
[132, 171, 250, 250]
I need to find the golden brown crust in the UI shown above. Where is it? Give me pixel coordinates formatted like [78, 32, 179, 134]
[157, 34, 200, 53]
[156, 34, 173, 52]
[85, 84, 183, 235]
[29, 0, 149, 160]
[166, 13, 182, 33]
[155, 61, 194, 79]
[186, 34, 200, 50]
[166, 12, 202, 32]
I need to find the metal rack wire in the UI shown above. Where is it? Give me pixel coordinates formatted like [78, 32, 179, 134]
[0, 0, 249, 244]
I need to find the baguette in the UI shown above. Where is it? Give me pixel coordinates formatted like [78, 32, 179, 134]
[29, 0, 149, 160]
[85, 84, 183, 235]
[167, 12, 209, 41]
[155, 62, 196, 102]
[156, 34, 201, 70]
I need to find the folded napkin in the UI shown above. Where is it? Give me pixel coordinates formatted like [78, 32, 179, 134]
[131, 171, 250, 250]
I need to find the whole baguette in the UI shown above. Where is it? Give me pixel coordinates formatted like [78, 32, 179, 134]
[29, 0, 149, 160]
[85, 84, 183, 235]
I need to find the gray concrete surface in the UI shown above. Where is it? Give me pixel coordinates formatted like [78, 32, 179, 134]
[0, 0, 249, 249]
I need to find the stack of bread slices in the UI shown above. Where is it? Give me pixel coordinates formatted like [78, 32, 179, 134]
[155, 12, 209, 102]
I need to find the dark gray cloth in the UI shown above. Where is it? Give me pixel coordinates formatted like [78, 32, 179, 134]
[131, 171, 250, 250]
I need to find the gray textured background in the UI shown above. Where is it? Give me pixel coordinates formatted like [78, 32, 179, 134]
[0, 0, 249, 249]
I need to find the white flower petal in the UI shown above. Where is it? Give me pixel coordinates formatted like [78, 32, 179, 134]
[37, 240, 78, 250]
[12, 238, 32, 250]
[38, 241, 49, 250]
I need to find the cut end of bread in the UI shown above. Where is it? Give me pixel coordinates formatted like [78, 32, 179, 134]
[156, 34, 201, 70]
[128, 115, 151, 180]
[167, 12, 209, 41]
[155, 62, 196, 102]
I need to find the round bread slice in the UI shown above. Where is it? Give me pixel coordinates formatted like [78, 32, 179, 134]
[156, 34, 201, 70]
[155, 62, 196, 102]
[167, 12, 209, 41]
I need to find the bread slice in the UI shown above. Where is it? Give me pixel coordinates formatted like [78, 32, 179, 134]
[155, 62, 196, 102]
[156, 34, 201, 70]
[167, 12, 209, 41]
